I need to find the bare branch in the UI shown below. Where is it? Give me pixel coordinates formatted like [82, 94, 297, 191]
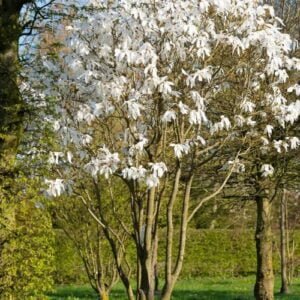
[187, 151, 241, 223]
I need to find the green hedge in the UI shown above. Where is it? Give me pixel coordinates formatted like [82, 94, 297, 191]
[54, 228, 300, 282]
[157, 229, 300, 278]
[170, 229, 258, 277]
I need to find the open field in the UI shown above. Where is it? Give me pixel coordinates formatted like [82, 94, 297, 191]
[49, 277, 300, 299]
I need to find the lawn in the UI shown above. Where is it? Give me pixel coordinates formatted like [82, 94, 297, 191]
[49, 277, 300, 299]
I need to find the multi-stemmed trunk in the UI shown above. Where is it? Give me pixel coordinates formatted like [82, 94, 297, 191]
[254, 193, 274, 300]
[161, 173, 193, 300]
[97, 287, 109, 300]
[134, 171, 193, 300]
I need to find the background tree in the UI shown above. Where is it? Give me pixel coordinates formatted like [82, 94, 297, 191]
[52, 192, 122, 300]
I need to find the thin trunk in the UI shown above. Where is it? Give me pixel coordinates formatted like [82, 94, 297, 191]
[286, 199, 292, 285]
[164, 167, 181, 290]
[254, 194, 274, 300]
[138, 188, 156, 300]
[103, 228, 134, 300]
[280, 188, 289, 294]
[162, 175, 193, 300]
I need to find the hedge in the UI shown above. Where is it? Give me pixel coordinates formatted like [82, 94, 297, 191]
[54, 228, 300, 283]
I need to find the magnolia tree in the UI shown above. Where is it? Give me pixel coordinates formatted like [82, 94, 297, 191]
[37, 1, 300, 300]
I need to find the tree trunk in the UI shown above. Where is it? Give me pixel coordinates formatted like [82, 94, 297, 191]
[137, 188, 156, 300]
[99, 290, 109, 300]
[280, 188, 289, 294]
[139, 262, 154, 300]
[254, 195, 274, 300]
[0, 1, 28, 178]
[161, 175, 193, 300]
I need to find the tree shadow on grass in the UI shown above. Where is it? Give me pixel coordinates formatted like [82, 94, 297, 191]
[274, 292, 300, 300]
[48, 287, 127, 299]
[48, 286, 97, 299]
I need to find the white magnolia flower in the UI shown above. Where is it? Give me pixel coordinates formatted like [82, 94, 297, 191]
[170, 143, 190, 158]
[287, 84, 300, 96]
[122, 166, 147, 181]
[261, 164, 274, 177]
[290, 137, 300, 150]
[261, 137, 269, 146]
[45, 179, 65, 197]
[264, 125, 273, 138]
[178, 101, 189, 115]
[220, 116, 231, 130]
[162, 110, 176, 123]
[196, 135, 206, 146]
[149, 162, 168, 178]
[48, 152, 64, 165]
[159, 81, 174, 95]
[84, 158, 100, 178]
[146, 174, 160, 188]
[125, 99, 144, 120]
[77, 104, 95, 125]
[211, 116, 231, 134]
[240, 100, 256, 113]
[53, 120, 60, 131]
[85, 147, 120, 179]
[189, 110, 207, 125]
[129, 137, 148, 155]
[234, 115, 245, 127]
[275, 69, 288, 83]
[187, 67, 212, 87]
[246, 117, 256, 127]
[82, 134, 93, 146]
[273, 140, 282, 153]
[67, 151, 73, 164]
[190, 91, 205, 110]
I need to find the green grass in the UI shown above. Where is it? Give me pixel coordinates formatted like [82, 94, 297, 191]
[48, 277, 300, 299]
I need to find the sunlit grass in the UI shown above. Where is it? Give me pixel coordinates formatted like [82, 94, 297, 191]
[48, 277, 300, 299]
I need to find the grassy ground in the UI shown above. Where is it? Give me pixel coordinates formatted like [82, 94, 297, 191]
[48, 277, 300, 299]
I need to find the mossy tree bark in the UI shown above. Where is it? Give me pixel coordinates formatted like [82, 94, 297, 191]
[254, 192, 274, 300]
[0, 0, 32, 178]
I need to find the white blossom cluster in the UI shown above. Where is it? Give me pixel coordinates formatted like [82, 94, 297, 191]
[39, 0, 300, 195]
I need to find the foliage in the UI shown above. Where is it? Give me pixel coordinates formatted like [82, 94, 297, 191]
[53, 229, 88, 285]
[0, 176, 55, 299]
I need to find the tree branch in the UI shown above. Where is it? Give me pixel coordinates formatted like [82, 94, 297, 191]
[187, 151, 240, 223]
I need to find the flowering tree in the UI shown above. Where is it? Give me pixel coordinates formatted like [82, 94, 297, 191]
[39, 1, 300, 299]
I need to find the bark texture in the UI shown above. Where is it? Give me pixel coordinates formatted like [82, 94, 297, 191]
[254, 194, 274, 300]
